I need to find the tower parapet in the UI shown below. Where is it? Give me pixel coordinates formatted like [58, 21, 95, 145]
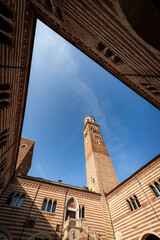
[83, 116, 95, 125]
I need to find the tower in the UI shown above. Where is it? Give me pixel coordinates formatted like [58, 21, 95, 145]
[83, 116, 119, 193]
[16, 138, 34, 176]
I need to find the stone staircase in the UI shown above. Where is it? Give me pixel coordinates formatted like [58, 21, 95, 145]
[62, 217, 103, 240]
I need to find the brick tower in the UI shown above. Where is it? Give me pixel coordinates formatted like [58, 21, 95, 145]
[15, 138, 34, 176]
[83, 116, 119, 193]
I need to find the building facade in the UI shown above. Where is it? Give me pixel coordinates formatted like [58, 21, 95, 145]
[0, 1, 160, 239]
[0, 0, 160, 198]
[0, 117, 159, 240]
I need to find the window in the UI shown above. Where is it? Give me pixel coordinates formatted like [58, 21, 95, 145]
[134, 195, 141, 207]
[0, 158, 6, 173]
[84, 130, 88, 138]
[97, 41, 106, 51]
[130, 197, 137, 210]
[6, 193, 25, 207]
[0, 231, 9, 240]
[0, 2, 14, 47]
[79, 205, 85, 218]
[41, 198, 47, 211]
[21, 144, 27, 149]
[0, 129, 8, 149]
[32, 236, 49, 240]
[126, 200, 133, 211]
[91, 126, 99, 134]
[56, 224, 60, 232]
[11, 194, 20, 206]
[17, 195, 25, 207]
[127, 195, 141, 211]
[52, 201, 57, 213]
[41, 199, 57, 213]
[46, 200, 52, 212]
[0, 83, 11, 110]
[94, 135, 101, 139]
[150, 180, 160, 197]
[26, 219, 35, 228]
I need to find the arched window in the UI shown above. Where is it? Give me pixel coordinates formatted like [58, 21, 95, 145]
[0, 231, 9, 240]
[6, 192, 14, 205]
[32, 235, 49, 240]
[0, 129, 8, 150]
[6, 193, 25, 207]
[17, 195, 25, 207]
[41, 199, 47, 211]
[0, 32, 12, 46]
[46, 200, 52, 212]
[150, 181, 160, 197]
[79, 205, 85, 218]
[134, 195, 141, 207]
[0, 158, 6, 173]
[41, 199, 57, 213]
[79, 205, 82, 218]
[0, 2, 14, 19]
[145, 234, 159, 240]
[130, 197, 137, 210]
[126, 199, 133, 211]
[127, 195, 141, 211]
[82, 206, 85, 218]
[65, 197, 79, 224]
[52, 201, 57, 213]
[11, 194, 20, 206]
[154, 181, 160, 191]
[141, 233, 160, 240]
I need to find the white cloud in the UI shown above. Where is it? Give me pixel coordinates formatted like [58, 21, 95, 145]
[31, 20, 141, 183]
[33, 20, 77, 74]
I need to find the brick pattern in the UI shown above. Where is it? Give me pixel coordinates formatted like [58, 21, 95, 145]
[83, 120, 119, 193]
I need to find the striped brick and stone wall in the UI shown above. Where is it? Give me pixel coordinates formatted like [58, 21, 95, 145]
[106, 155, 160, 240]
[0, 176, 114, 240]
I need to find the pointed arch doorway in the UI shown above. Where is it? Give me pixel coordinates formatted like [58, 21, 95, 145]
[64, 197, 79, 227]
[141, 233, 160, 240]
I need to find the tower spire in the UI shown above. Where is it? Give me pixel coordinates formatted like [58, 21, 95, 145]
[83, 116, 119, 193]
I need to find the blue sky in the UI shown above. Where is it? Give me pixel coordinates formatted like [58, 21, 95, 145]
[22, 20, 160, 188]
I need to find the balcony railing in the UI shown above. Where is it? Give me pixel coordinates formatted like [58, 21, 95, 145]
[63, 217, 103, 240]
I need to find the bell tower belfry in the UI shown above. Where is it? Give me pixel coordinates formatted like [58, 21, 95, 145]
[82, 116, 119, 193]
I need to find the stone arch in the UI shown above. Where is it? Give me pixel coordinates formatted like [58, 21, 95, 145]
[30, 232, 51, 240]
[64, 196, 79, 223]
[139, 232, 160, 240]
[0, 228, 12, 240]
[114, 0, 160, 54]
